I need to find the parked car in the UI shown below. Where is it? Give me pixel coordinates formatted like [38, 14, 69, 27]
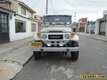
[32, 26, 80, 61]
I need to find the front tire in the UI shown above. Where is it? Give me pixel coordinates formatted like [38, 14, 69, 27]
[71, 51, 79, 61]
[33, 51, 41, 60]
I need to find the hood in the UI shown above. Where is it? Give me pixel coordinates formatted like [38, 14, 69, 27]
[41, 26, 72, 33]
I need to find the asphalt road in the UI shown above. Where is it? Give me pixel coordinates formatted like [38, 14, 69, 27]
[13, 35, 107, 80]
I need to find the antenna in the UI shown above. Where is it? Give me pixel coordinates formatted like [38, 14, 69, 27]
[46, 0, 48, 15]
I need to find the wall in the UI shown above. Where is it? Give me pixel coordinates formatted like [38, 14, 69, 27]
[0, 2, 10, 10]
[9, 13, 33, 41]
[10, 0, 18, 12]
[105, 21, 107, 36]
[95, 20, 107, 36]
[86, 22, 96, 34]
[17, 4, 32, 18]
[95, 20, 100, 35]
[100, 21, 106, 35]
[0, 0, 37, 41]
[0, 0, 19, 12]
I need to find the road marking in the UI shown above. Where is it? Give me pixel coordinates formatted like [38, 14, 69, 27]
[56, 66, 65, 72]
[50, 65, 57, 73]
[51, 78, 56, 80]
[49, 65, 74, 79]
[98, 52, 104, 56]
[63, 68, 74, 79]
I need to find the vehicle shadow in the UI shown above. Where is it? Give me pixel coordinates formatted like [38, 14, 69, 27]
[33, 53, 79, 63]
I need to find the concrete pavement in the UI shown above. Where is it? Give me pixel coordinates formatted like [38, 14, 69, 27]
[0, 33, 107, 80]
[13, 35, 107, 80]
[0, 37, 32, 54]
[0, 37, 33, 80]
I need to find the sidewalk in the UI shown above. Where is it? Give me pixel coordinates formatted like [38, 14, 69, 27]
[0, 37, 32, 54]
[79, 33, 107, 42]
[0, 37, 33, 80]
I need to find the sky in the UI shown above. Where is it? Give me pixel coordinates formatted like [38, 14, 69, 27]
[21, 0, 107, 22]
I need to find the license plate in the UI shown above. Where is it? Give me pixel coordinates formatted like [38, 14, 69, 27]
[32, 42, 42, 48]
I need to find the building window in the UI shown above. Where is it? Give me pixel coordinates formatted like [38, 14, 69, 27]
[0, 13, 8, 32]
[0, 0, 6, 2]
[15, 19, 26, 33]
[21, 7, 26, 15]
[31, 23, 36, 32]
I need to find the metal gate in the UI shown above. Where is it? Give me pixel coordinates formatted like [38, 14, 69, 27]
[0, 12, 9, 44]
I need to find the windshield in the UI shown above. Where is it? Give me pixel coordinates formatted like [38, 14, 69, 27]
[43, 15, 72, 26]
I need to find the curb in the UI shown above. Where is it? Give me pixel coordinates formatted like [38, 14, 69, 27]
[0, 60, 23, 80]
[90, 37, 107, 42]
[0, 49, 33, 80]
[11, 55, 34, 80]
[79, 33, 107, 42]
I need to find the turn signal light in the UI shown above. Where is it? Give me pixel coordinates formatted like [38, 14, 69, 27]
[70, 32, 79, 41]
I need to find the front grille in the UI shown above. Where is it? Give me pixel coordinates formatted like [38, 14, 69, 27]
[48, 35, 63, 39]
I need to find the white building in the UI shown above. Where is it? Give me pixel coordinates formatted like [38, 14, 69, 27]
[0, 0, 40, 43]
[86, 21, 96, 34]
[95, 10, 107, 36]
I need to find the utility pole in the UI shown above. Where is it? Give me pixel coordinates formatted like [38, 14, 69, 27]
[74, 12, 77, 22]
[46, 0, 48, 15]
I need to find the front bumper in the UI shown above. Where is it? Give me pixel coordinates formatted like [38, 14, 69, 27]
[32, 47, 80, 52]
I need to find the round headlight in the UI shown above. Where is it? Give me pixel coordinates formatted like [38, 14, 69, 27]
[64, 34, 69, 39]
[41, 34, 47, 39]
